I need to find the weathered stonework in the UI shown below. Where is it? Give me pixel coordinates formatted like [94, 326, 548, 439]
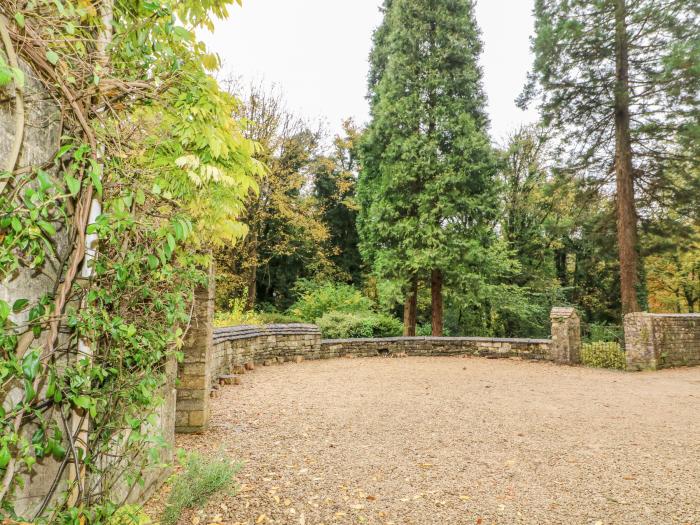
[211, 324, 322, 385]
[319, 336, 553, 360]
[624, 313, 700, 371]
[550, 307, 581, 364]
[176, 264, 215, 433]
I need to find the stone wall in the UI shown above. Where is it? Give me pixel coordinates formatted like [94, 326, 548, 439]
[320, 336, 552, 360]
[624, 313, 700, 371]
[1, 56, 175, 515]
[212, 324, 321, 377]
[1, 55, 68, 518]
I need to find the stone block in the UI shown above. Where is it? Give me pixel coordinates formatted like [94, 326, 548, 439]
[188, 411, 206, 427]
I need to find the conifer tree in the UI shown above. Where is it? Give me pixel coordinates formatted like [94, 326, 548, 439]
[520, 0, 699, 315]
[359, 0, 499, 335]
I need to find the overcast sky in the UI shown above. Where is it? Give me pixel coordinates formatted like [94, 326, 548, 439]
[200, 0, 538, 144]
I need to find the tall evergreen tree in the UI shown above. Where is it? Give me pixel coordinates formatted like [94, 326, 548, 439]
[520, 0, 700, 315]
[359, 0, 499, 335]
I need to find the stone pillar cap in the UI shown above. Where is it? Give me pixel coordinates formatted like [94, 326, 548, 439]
[550, 307, 578, 319]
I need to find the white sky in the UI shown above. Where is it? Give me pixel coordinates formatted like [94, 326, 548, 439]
[200, 0, 538, 144]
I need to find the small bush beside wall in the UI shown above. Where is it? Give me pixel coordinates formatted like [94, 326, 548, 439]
[581, 342, 626, 370]
[316, 311, 403, 339]
[288, 282, 374, 322]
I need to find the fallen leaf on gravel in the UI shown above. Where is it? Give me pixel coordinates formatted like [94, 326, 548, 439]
[623, 475, 636, 480]
[366, 495, 376, 501]
[418, 463, 434, 468]
[256, 514, 267, 524]
[459, 495, 471, 501]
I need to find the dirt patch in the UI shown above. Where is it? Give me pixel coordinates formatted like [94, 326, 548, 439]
[147, 356, 700, 525]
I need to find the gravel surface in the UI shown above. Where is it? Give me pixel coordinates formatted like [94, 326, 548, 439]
[149, 356, 700, 525]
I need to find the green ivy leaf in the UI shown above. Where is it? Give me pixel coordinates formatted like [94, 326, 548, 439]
[38, 221, 57, 236]
[147, 255, 159, 270]
[64, 173, 81, 196]
[173, 221, 184, 241]
[0, 300, 10, 321]
[12, 299, 29, 313]
[14, 12, 25, 28]
[135, 189, 146, 205]
[24, 379, 36, 403]
[22, 350, 41, 380]
[46, 50, 59, 65]
[0, 445, 10, 469]
[73, 395, 92, 410]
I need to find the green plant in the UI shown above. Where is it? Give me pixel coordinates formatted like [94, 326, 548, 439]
[256, 312, 303, 325]
[162, 453, 240, 525]
[581, 342, 626, 370]
[585, 323, 623, 343]
[0, 0, 260, 518]
[288, 281, 374, 322]
[316, 311, 402, 339]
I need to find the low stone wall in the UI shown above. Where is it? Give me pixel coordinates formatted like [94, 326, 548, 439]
[320, 336, 552, 360]
[212, 324, 321, 379]
[624, 313, 700, 370]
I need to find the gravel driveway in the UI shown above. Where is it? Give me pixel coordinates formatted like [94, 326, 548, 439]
[153, 356, 700, 525]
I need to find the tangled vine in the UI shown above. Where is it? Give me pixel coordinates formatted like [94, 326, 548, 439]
[0, 0, 261, 521]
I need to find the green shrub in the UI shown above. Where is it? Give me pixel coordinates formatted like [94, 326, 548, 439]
[585, 323, 623, 343]
[316, 311, 403, 339]
[288, 281, 374, 322]
[369, 312, 404, 337]
[161, 453, 240, 525]
[581, 341, 626, 370]
[214, 303, 301, 328]
[256, 311, 303, 324]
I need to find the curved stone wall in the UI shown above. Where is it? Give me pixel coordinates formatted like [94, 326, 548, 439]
[210, 326, 554, 384]
[320, 336, 552, 360]
[212, 324, 321, 379]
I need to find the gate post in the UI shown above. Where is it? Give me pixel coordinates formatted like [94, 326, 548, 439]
[176, 263, 214, 433]
[550, 307, 581, 364]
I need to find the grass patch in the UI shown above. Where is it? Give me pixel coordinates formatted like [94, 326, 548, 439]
[581, 341, 626, 370]
[161, 452, 240, 525]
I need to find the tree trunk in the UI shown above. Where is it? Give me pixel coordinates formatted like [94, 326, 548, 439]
[614, 0, 641, 315]
[403, 277, 417, 336]
[245, 263, 258, 311]
[244, 231, 258, 311]
[431, 269, 443, 336]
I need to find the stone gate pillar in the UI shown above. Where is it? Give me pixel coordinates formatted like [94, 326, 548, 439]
[550, 307, 581, 364]
[176, 263, 214, 433]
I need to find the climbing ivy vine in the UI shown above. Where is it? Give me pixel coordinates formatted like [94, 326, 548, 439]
[0, 0, 261, 521]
